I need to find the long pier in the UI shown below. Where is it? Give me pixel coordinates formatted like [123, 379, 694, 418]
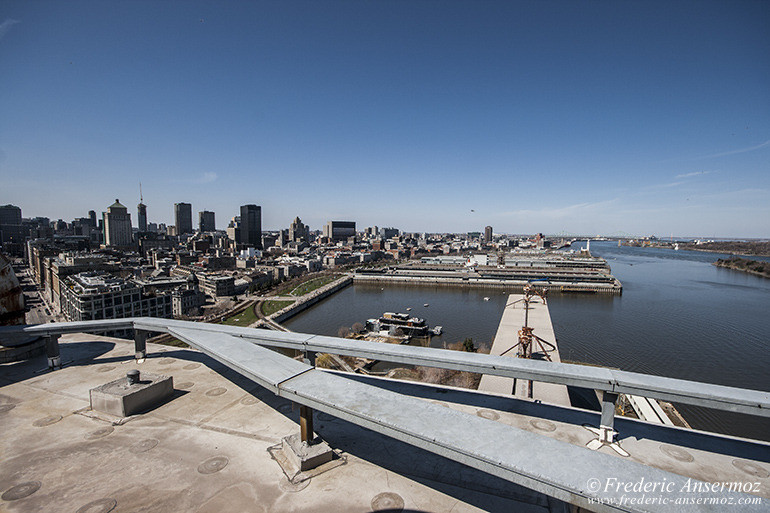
[479, 293, 571, 406]
[354, 267, 622, 294]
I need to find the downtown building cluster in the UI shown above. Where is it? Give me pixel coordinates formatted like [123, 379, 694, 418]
[2, 198, 575, 334]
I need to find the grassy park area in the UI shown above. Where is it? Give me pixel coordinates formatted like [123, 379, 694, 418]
[289, 274, 340, 296]
[261, 299, 294, 317]
[220, 304, 259, 327]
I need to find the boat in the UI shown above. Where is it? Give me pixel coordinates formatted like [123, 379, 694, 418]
[483, 296, 490, 301]
[423, 303, 429, 307]
[406, 307, 412, 311]
[365, 312, 439, 340]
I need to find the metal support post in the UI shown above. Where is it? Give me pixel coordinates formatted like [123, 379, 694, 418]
[303, 350, 316, 367]
[299, 404, 315, 443]
[46, 334, 61, 370]
[134, 329, 147, 360]
[584, 391, 629, 457]
[600, 392, 618, 432]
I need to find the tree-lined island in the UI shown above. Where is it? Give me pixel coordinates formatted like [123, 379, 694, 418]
[713, 257, 770, 279]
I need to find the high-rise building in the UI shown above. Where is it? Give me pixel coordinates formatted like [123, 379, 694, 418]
[137, 202, 147, 232]
[199, 211, 216, 232]
[0, 204, 24, 244]
[88, 210, 97, 227]
[226, 216, 241, 243]
[485, 226, 493, 244]
[288, 216, 308, 242]
[103, 199, 133, 247]
[323, 221, 356, 242]
[174, 203, 193, 235]
[380, 227, 399, 239]
[0, 204, 21, 226]
[239, 205, 262, 248]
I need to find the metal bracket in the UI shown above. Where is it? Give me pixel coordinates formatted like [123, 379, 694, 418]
[583, 425, 629, 457]
[584, 391, 629, 457]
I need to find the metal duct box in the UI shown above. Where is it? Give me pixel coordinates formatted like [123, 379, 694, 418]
[90, 371, 173, 417]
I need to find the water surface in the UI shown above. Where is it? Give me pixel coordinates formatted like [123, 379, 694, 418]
[285, 241, 770, 440]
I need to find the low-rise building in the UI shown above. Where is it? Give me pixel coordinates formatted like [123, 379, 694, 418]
[198, 274, 235, 298]
[59, 272, 173, 335]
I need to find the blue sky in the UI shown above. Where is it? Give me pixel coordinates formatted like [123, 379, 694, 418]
[1, 1, 768, 237]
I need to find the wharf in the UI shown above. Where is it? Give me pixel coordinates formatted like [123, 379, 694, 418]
[479, 294, 571, 407]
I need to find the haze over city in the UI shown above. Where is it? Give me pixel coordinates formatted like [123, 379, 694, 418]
[1, 1, 768, 237]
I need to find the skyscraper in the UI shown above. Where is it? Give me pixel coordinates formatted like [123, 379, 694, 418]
[137, 203, 147, 232]
[239, 205, 262, 248]
[288, 216, 308, 242]
[137, 185, 147, 232]
[199, 211, 216, 232]
[103, 199, 133, 247]
[174, 203, 193, 235]
[485, 226, 493, 244]
[88, 210, 97, 227]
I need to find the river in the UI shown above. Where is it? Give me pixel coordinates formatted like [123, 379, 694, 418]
[284, 241, 770, 441]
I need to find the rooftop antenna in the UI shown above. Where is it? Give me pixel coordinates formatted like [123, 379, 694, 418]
[139, 182, 143, 203]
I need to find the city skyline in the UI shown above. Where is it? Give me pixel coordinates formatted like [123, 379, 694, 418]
[1, 1, 769, 237]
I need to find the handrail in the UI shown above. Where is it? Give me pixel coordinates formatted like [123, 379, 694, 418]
[2, 318, 769, 418]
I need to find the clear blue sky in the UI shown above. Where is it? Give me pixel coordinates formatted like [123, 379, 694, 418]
[1, 1, 768, 237]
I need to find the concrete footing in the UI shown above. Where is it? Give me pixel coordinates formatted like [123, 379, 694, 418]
[281, 433, 334, 471]
[89, 371, 173, 417]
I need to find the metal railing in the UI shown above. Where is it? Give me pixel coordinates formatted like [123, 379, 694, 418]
[1, 318, 768, 512]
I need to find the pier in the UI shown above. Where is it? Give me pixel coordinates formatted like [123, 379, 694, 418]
[479, 293, 571, 406]
[354, 265, 622, 294]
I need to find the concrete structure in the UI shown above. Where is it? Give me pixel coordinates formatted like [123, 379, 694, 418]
[2, 321, 768, 512]
[102, 199, 133, 247]
[240, 205, 262, 248]
[199, 210, 216, 232]
[89, 371, 173, 417]
[479, 293, 570, 406]
[174, 202, 193, 236]
[323, 221, 356, 242]
[485, 225, 493, 244]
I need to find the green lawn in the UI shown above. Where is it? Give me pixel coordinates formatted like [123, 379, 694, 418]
[289, 274, 340, 296]
[261, 299, 294, 316]
[220, 304, 259, 327]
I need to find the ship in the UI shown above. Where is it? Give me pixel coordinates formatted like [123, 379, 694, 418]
[365, 312, 442, 340]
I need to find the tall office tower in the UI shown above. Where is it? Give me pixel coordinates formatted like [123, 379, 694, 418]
[239, 205, 262, 248]
[88, 210, 97, 227]
[485, 226, 493, 244]
[199, 211, 216, 232]
[137, 185, 147, 232]
[137, 203, 147, 232]
[288, 216, 308, 242]
[103, 199, 133, 247]
[174, 202, 193, 235]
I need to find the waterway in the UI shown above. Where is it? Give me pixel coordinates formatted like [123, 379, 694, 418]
[284, 241, 770, 441]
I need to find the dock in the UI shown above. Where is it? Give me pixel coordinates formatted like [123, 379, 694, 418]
[479, 293, 571, 407]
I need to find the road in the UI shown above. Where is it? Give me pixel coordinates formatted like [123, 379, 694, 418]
[13, 264, 58, 325]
